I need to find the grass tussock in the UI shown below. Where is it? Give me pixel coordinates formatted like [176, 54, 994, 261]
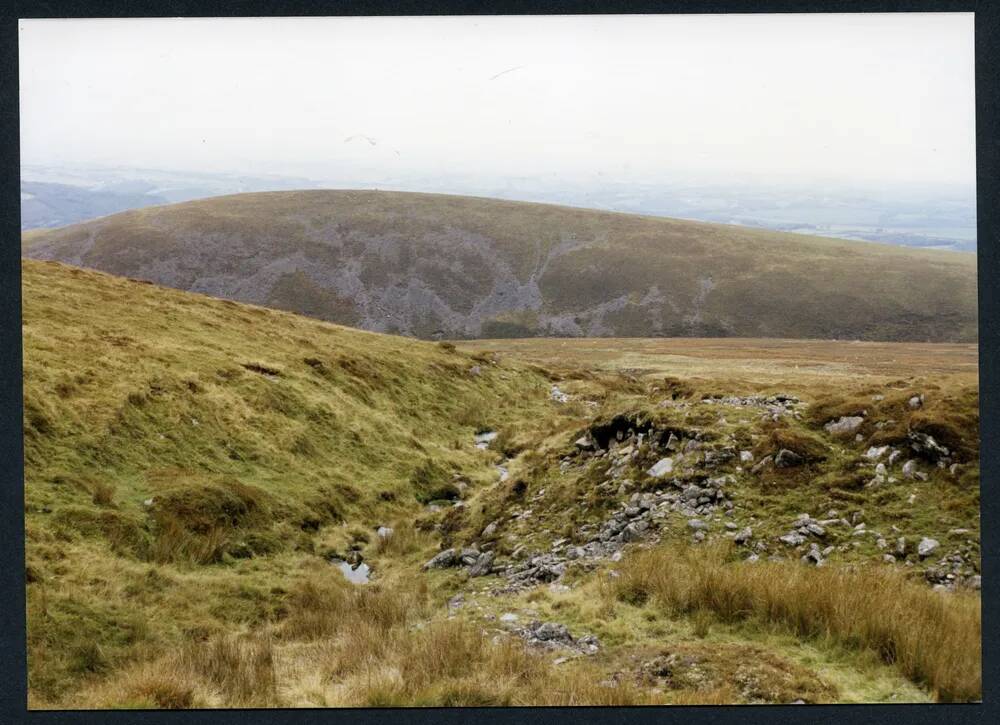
[327, 618, 657, 707]
[611, 543, 981, 702]
[280, 573, 418, 642]
[373, 521, 431, 557]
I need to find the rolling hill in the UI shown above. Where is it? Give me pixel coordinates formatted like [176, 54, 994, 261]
[21, 190, 978, 342]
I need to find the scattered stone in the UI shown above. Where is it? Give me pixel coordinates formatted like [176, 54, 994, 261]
[740, 450, 754, 463]
[376, 526, 394, 540]
[482, 521, 499, 538]
[734, 527, 753, 545]
[500, 613, 519, 623]
[687, 519, 708, 531]
[909, 394, 924, 409]
[575, 435, 594, 450]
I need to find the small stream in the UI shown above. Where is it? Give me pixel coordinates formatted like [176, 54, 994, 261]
[331, 559, 371, 584]
[474, 431, 499, 449]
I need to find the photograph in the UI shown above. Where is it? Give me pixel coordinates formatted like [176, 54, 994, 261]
[17, 11, 981, 709]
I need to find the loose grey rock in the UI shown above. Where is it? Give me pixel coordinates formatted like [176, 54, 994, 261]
[805, 523, 826, 537]
[459, 547, 482, 566]
[918, 537, 940, 558]
[779, 532, 806, 546]
[621, 522, 646, 542]
[423, 548, 458, 570]
[824, 416, 864, 435]
[647, 457, 674, 478]
[469, 550, 496, 577]
[865, 445, 889, 460]
[734, 526, 753, 545]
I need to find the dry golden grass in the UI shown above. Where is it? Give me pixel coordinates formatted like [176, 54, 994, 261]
[612, 543, 981, 702]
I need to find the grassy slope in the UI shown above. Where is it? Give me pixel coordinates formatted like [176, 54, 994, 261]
[23, 260, 980, 708]
[22, 258, 554, 703]
[21, 189, 978, 342]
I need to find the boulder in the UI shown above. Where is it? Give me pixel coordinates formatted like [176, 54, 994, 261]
[902, 459, 927, 481]
[779, 532, 806, 546]
[805, 523, 826, 538]
[423, 548, 458, 570]
[459, 547, 481, 566]
[734, 526, 753, 545]
[621, 522, 645, 542]
[647, 457, 674, 478]
[824, 416, 864, 435]
[534, 621, 571, 642]
[865, 446, 889, 460]
[918, 537, 940, 558]
[469, 550, 496, 577]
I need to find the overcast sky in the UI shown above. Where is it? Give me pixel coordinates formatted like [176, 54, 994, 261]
[19, 13, 976, 189]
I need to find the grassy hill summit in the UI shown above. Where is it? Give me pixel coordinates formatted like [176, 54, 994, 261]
[21, 190, 977, 342]
[23, 259, 979, 707]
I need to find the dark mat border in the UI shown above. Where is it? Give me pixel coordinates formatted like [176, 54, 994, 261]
[1, 2, 995, 724]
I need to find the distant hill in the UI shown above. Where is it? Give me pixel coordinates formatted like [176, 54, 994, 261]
[21, 190, 978, 342]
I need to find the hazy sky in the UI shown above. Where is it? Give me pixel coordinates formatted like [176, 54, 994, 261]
[19, 13, 976, 188]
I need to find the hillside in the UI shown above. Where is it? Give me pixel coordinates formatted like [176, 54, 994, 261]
[23, 259, 980, 708]
[21, 190, 978, 342]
